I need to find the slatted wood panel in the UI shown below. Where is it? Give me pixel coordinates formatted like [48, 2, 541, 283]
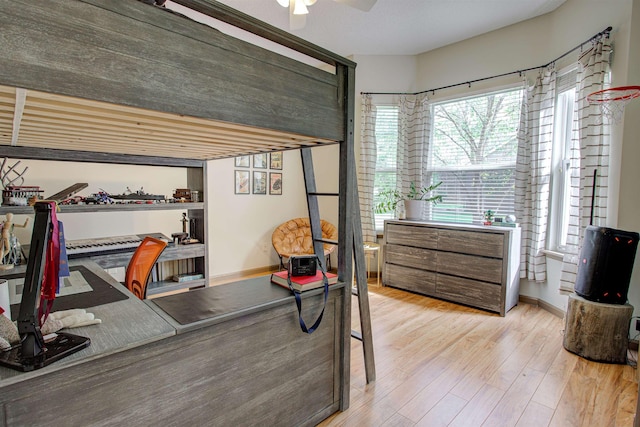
[0, 0, 345, 160]
[438, 228, 505, 258]
[0, 85, 336, 160]
[385, 223, 438, 249]
[436, 273, 502, 313]
[0, 286, 344, 426]
[384, 263, 437, 295]
[385, 243, 437, 271]
[438, 251, 503, 283]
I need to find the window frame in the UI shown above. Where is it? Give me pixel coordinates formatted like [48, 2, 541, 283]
[426, 86, 523, 225]
[547, 67, 578, 252]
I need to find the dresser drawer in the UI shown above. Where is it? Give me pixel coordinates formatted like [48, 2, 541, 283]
[436, 274, 502, 313]
[386, 223, 438, 249]
[437, 251, 503, 284]
[385, 244, 437, 271]
[438, 229, 504, 258]
[384, 263, 436, 295]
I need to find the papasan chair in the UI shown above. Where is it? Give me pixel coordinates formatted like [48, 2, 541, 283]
[271, 218, 338, 271]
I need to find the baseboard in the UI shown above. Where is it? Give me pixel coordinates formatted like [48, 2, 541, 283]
[209, 265, 280, 285]
[518, 295, 565, 318]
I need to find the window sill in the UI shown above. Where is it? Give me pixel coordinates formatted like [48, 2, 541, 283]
[541, 249, 565, 261]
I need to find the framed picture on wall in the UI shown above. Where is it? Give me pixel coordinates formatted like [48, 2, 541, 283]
[269, 172, 282, 195]
[269, 152, 283, 170]
[253, 153, 267, 169]
[234, 170, 250, 194]
[235, 155, 250, 168]
[253, 171, 267, 194]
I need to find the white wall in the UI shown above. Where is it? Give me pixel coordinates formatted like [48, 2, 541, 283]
[352, 55, 418, 158]
[206, 145, 340, 277]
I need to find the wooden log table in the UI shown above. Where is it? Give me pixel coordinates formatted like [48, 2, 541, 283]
[563, 293, 633, 364]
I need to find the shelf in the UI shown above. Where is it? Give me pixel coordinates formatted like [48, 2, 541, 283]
[0, 202, 204, 215]
[147, 278, 207, 297]
[84, 243, 205, 270]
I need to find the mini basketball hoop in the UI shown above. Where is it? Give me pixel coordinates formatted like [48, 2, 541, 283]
[587, 85, 640, 123]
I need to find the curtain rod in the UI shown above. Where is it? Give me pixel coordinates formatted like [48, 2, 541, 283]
[361, 26, 612, 96]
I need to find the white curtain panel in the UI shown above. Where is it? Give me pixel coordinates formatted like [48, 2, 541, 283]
[358, 94, 378, 243]
[515, 69, 556, 281]
[559, 37, 612, 293]
[397, 94, 431, 218]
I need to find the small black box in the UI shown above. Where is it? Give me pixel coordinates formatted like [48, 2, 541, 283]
[289, 255, 317, 276]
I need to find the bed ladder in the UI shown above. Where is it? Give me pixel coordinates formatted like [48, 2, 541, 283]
[301, 147, 376, 384]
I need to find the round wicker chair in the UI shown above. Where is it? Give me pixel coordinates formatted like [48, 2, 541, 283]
[271, 217, 338, 270]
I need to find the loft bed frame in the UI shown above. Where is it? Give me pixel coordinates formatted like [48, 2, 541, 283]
[0, 0, 359, 424]
[0, 0, 352, 159]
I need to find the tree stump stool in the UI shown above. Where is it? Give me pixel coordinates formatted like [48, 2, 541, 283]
[563, 293, 633, 364]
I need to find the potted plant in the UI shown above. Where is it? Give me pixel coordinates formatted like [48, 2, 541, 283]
[374, 181, 443, 220]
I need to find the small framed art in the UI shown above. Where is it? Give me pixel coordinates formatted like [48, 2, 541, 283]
[253, 153, 267, 169]
[235, 155, 250, 168]
[269, 172, 282, 195]
[235, 170, 250, 194]
[269, 152, 283, 170]
[253, 171, 267, 194]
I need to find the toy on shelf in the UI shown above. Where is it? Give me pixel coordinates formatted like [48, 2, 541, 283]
[0, 158, 44, 206]
[173, 188, 200, 203]
[482, 209, 495, 226]
[109, 187, 165, 204]
[0, 212, 29, 270]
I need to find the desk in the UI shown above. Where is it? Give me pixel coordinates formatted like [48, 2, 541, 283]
[0, 261, 346, 426]
[0, 260, 174, 387]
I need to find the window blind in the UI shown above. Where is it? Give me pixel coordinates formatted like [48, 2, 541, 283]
[373, 105, 399, 229]
[429, 88, 523, 224]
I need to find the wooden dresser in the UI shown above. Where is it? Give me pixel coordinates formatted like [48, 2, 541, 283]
[382, 220, 521, 316]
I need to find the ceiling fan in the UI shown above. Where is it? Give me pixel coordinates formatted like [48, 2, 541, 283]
[276, 0, 377, 30]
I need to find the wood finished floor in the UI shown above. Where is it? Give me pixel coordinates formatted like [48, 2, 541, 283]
[319, 285, 638, 427]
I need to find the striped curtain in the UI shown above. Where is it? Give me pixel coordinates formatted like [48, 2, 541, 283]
[358, 94, 377, 243]
[515, 68, 556, 281]
[559, 37, 612, 293]
[397, 94, 431, 218]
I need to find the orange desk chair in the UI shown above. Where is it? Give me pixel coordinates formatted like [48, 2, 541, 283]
[271, 218, 338, 271]
[125, 236, 168, 300]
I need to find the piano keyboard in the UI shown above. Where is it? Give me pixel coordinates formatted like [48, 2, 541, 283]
[65, 234, 169, 258]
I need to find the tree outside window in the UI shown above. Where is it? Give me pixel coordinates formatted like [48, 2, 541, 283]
[429, 88, 523, 224]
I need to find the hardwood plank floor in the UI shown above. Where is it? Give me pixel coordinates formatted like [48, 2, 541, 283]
[319, 285, 638, 427]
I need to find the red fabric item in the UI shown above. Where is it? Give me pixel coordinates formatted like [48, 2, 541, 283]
[39, 202, 60, 326]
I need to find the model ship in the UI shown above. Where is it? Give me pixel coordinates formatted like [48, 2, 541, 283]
[108, 187, 165, 202]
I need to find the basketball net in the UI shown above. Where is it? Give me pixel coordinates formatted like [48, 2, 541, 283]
[587, 86, 640, 124]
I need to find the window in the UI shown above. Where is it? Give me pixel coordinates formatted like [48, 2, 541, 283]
[428, 88, 523, 224]
[373, 105, 399, 230]
[548, 68, 578, 251]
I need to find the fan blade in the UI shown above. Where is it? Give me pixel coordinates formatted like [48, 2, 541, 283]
[334, 0, 377, 12]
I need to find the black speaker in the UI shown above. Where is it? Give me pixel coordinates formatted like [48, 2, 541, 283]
[574, 225, 639, 304]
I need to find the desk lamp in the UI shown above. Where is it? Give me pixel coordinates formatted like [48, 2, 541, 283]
[0, 202, 90, 371]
